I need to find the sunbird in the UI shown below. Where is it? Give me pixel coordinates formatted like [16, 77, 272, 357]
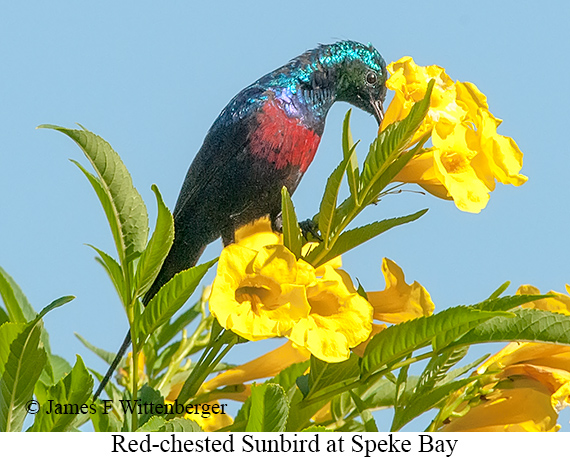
[94, 40, 388, 400]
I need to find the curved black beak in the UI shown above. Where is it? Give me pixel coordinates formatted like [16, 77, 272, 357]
[371, 98, 384, 125]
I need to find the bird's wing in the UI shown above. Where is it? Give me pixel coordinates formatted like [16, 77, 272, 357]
[172, 84, 268, 219]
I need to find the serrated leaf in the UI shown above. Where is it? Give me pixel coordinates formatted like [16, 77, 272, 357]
[246, 383, 289, 432]
[136, 259, 216, 343]
[301, 425, 332, 432]
[453, 308, 570, 348]
[0, 266, 35, 324]
[360, 80, 434, 193]
[135, 415, 167, 432]
[89, 245, 127, 305]
[391, 377, 476, 431]
[281, 187, 302, 258]
[0, 323, 25, 377]
[415, 347, 468, 396]
[75, 333, 116, 365]
[342, 110, 360, 200]
[41, 125, 149, 264]
[437, 353, 490, 387]
[472, 294, 547, 312]
[133, 185, 174, 299]
[361, 306, 512, 376]
[30, 356, 93, 432]
[306, 210, 427, 267]
[157, 417, 202, 432]
[0, 321, 47, 431]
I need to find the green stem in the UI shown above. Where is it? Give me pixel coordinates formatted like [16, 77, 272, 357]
[174, 330, 237, 408]
[130, 328, 139, 431]
[155, 316, 213, 392]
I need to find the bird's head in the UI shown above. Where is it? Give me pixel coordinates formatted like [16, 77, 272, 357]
[330, 41, 388, 124]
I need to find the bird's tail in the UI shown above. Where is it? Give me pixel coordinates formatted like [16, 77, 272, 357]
[92, 331, 131, 401]
[92, 229, 207, 400]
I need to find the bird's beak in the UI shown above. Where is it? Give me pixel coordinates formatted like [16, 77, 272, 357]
[371, 98, 384, 125]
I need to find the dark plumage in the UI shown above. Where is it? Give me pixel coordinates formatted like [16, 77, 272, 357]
[94, 40, 388, 400]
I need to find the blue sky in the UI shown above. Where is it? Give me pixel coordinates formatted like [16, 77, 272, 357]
[1, 1, 569, 431]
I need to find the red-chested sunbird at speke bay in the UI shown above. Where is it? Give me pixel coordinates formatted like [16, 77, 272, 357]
[94, 40, 388, 400]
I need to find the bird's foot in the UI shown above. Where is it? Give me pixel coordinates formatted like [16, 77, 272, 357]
[299, 218, 322, 242]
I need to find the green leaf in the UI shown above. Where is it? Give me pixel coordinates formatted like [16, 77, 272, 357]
[136, 260, 216, 343]
[359, 80, 434, 194]
[30, 356, 93, 432]
[89, 245, 127, 305]
[47, 355, 73, 386]
[454, 308, 570, 348]
[246, 383, 289, 432]
[0, 266, 35, 324]
[437, 353, 490, 387]
[0, 323, 25, 377]
[75, 333, 117, 365]
[281, 187, 302, 258]
[348, 391, 378, 432]
[305, 209, 427, 267]
[317, 150, 353, 248]
[391, 377, 477, 431]
[361, 138, 429, 208]
[488, 281, 511, 299]
[0, 321, 47, 432]
[415, 347, 468, 397]
[157, 417, 202, 432]
[472, 294, 546, 312]
[133, 185, 175, 299]
[0, 307, 9, 326]
[37, 295, 74, 320]
[342, 110, 360, 200]
[271, 360, 310, 397]
[41, 125, 149, 264]
[156, 301, 203, 349]
[135, 415, 166, 432]
[301, 425, 332, 432]
[361, 306, 512, 376]
[305, 354, 360, 399]
[137, 385, 164, 427]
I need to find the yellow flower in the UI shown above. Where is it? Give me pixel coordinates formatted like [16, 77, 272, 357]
[517, 284, 570, 315]
[203, 340, 310, 393]
[352, 258, 434, 357]
[440, 376, 560, 432]
[209, 217, 373, 362]
[234, 217, 281, 248]
[383, 56, 527, 213]
[440, 285, 570, 432]
[288, 265, 373, 363]
[209, 243, 314, 340]
[117, 351, 147, 388]
[367, 258, 434, 324]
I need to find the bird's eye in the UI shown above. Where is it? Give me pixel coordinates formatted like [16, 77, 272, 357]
[366, 71, 378, 85]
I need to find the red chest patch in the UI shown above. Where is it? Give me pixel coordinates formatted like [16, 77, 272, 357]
[249, 101, 322, 173]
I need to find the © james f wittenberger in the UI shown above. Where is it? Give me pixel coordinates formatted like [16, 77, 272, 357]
[29, 399, 227, 419]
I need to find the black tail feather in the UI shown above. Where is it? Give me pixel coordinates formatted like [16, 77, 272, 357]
[93, 331, 131, 401]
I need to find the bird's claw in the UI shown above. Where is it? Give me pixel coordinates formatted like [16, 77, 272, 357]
[299, 219, 322, 242]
